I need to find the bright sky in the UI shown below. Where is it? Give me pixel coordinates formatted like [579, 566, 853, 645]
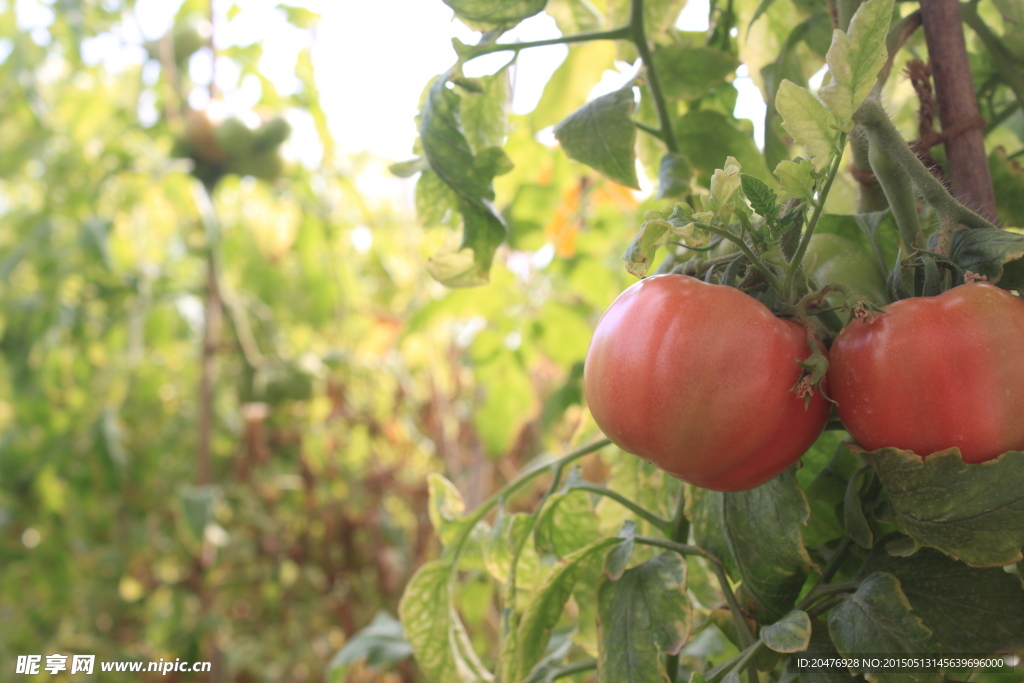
[12, 0, 767, 180]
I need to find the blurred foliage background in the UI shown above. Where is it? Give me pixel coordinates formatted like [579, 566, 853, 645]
[3, 0, 1023, 681]
[0, 0, 640, 680]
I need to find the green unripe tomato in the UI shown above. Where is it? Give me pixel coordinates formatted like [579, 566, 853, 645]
[215, 117, 255, 158]
[230, 149, 284, 181]
[254, 117, 291, 150]
[805, 233, 888, 306]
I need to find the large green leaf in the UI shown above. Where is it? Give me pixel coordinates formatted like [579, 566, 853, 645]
[948, 227, 1024, 290]
[863, 548, 1024, 655]
[864, 447, 1024, 567]
[795, 620, 857, 683]
[775, 79, 838, 170]
[828, 573, 939, 682]
[443, 0, 547, 26]
[531, 41, 617, 132]
[554, 84, 640, 189]
[687, 470, 815, 620]
[676, 110, 773, 186]
[399, 561, 494, 682]
[420, 77, 508, 282]
[535, 487, 602, 557]
[460, 68, 511, 152]
[597, 553, 692, 683]
[514, 537, 627, 681]
[328, 612, 413, 682]
[819, 0, 893, 129]
[652, 44, 739, 100]
[760, 610, 811, 653]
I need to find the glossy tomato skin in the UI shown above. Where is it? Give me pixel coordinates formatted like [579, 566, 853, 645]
[828, 283, 1024, 462]
[584, 274, 831, 492]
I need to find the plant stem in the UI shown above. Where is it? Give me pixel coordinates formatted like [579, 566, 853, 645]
[551, 659, 598, 680]
[784, 133, 847, 300]
[693, 222, 786, 294]
[635, 119, 665, 140]
[853, 99, 998, 247]
[867, 131, 924, 253]
[712, 561, 757, 651]
[464, 26, 631, 58]
[629, 0, 679, 153]
[821, 536, 854, 584]
[573, 483, 673, 534]
[665, 491, 690, 683]
[806, 593, 851, 619]
[450, 438, 612, 557]
[635, 535, 707, 558]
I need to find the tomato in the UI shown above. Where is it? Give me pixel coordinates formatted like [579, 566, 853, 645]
[828, 282, 1024, 462]
[805, 233, 888, 306]
[583, 274, 831, 492]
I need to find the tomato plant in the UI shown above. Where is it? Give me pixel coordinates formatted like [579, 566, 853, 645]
[829, 282, 1024, 462]
[360, 0, 1024, 679]
[584, 274, 830, 491]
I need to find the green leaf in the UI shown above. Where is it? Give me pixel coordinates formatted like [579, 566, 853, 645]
[460, 68, 511, 152]
[658, 152, 692, 199]
[531, 41, 618, 132]
[275, 3, 320, 28]
[676, 110, 773, 186]
[426, 245, 491, 287]
[740, 173, 779, 223]
[607, 0, 688, 39]
[390, 157, 429, 178]
[443, 0, 547, 26]
[775, 80, 838, 170]
[843, 467, 873, 549]
[818, 0, 894, 129]
[948, 227, 1024, 290]
[760, 610, 812, 653]
[515, 537, 627, 681]
[603, 520, 637, 580]
[686, 470, 815, 620]
[554, 84, 640, 189]
[328, 612, 413, 682]
[399, 561, 494, 682]
[427, 473, 477, 550]
[421, 77, 508, 280]
[828, 573, 937, 677]
[416, 168, 458, 227]
[652, 44, 740, 101]
[795, 620, 858, 683]
[535, 488, 602, 558]
[484, 511, 540, 589]
[597, 553, 692, 683]
[621, 217, 673, 278]
[863, 447, 1024, 567]
[863, 548, 1024, 655]
[774, 158, 816, 201]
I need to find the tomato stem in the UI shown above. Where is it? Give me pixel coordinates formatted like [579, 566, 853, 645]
[573, 483, 674, 534]
[693, 221, 786, 294]
[460, 26, 632, 58]
[783, 132, 848, 301]
[853, 98, 997, 250]
[629, 0, 680, 153]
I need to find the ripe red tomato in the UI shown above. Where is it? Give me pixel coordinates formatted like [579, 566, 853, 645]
[828, 283, 1024, 462]
[584, 274, 831, 492]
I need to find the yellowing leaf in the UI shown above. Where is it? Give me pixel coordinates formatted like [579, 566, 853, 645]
[819, 0, 895, 129]
[776, 80, 838, 170]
